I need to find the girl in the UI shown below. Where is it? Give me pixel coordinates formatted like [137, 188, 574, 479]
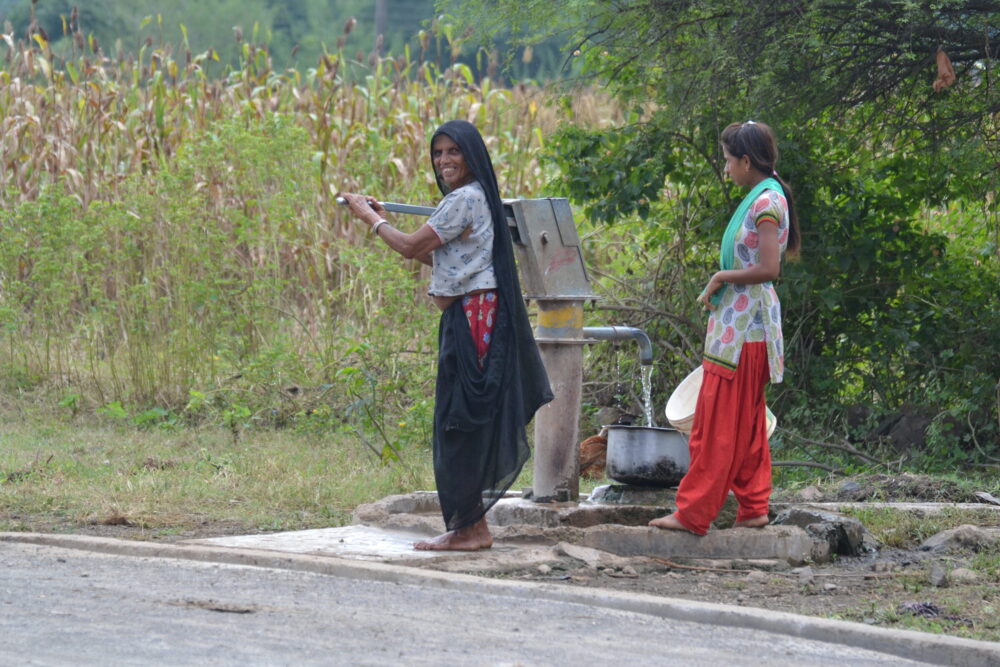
[650, 121, 801, 535]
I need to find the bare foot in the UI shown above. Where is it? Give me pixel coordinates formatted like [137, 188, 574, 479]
[413, 517, 493, 551]
[733, 515, 769, 529]
[648, 513, 697, 533]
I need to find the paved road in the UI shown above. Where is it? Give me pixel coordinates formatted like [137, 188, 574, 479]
[0, 541, 929, 666]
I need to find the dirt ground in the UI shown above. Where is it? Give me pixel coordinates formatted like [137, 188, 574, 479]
[480, 546, 999, 641]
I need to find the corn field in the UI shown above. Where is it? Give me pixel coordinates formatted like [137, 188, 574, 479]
[0, 20, 621, 432]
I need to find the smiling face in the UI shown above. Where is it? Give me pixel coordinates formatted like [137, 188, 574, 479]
[432, 134, 473, 190]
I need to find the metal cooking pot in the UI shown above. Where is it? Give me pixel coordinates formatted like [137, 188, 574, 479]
[605, 425, 690, 487]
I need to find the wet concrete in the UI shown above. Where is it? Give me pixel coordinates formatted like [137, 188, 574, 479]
[190, 524, 445, 562]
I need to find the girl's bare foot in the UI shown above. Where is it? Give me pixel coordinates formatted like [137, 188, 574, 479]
[648, 513, 697, 534]
[732, 515, 769, 528]
[413, 517, 493, 551]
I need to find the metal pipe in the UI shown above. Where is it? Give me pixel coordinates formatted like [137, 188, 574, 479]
[336, 196, 437, 217]
[582, 326, 653, 365]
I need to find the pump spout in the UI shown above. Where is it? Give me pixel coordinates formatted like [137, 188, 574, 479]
[582, 326, 653, 365]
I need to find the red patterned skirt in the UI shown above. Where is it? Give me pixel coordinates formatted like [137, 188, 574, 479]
[462, 291, 498, 368]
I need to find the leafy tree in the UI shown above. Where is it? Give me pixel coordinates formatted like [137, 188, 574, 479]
[452, 0, 1000, 461]
[0, 0, 566, 79]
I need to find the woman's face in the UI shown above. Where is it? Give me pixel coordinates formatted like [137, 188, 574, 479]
[722, 145, 752, 187]
[432, 134, 473, 189]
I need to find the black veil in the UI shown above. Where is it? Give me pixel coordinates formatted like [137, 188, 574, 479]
[429, 120, 553, 530]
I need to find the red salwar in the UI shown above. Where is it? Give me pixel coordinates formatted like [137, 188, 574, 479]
[673, 341, 771, 535]
[462, 291, 497, 368]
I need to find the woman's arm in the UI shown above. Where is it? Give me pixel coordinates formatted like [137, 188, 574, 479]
[376, 223, 440, 266]
[698, 220, 780, 310]
[339, 192, 442, 265]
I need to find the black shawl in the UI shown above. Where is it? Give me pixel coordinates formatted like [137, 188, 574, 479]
[430, 120, 553, 530]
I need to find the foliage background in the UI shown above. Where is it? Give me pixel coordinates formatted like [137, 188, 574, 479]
[0, 2, 609, 468]
[0, 0, 567, 80]
[0, 0, 997, 478]
[450, 0, 1000, 472]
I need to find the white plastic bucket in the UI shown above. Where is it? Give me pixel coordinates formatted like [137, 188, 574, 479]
[665, 365, 777, 437]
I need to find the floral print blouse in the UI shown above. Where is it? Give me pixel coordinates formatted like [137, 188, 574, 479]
[703, 189, 789, 383]
[426, 181, 497, 297]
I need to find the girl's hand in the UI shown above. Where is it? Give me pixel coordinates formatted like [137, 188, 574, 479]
[698, 273, 724, 311]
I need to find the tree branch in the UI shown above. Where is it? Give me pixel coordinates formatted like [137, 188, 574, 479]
[772, 460, 842, 474]
[781, 430, 887, 466]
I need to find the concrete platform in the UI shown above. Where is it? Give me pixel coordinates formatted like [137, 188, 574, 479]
[186, 493, 827, 566]
[186, 495, 1000, 569]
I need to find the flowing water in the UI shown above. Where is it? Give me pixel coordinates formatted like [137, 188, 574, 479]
[641, 365, 656, 427]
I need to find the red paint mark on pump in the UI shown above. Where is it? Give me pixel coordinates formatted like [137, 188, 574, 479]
[546, 248, 577, 275]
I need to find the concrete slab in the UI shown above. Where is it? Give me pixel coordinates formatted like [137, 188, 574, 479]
[186, 524, 568, 572]
[579, 524, 824, 565]
[187, 525, 448, 562]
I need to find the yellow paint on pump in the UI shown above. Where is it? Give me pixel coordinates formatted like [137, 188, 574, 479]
[537, 303, 584, 330]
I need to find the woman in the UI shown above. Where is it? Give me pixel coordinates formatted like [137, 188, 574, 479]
[650, 120, 801, 536]
[340, 120, 552, 551]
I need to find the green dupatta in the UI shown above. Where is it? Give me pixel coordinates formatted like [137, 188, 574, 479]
[711, 177, 784, 307]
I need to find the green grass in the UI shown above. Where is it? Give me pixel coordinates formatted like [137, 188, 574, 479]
[0, 403, 439, 538]
[835, 587, 1000, 643]
[841, 506, 1000, 549]
[0, 396, 549, 539]
[971, 550, 1000, 580]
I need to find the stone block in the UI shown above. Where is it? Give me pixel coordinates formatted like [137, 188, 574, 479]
[487, 497, 664, 529]
[352, 491, 440, 525]
[771, 507, 868, 556]
[491, 524, 584, 544]
[949, 567, 982, 584]
[797, 486, 823, 501]
[487, 498, 564, 528]
[920, 524, 1000, 552]
[577, 524, 825, 565]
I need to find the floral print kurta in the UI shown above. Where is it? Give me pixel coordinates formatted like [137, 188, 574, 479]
[426, 181, 497, 297]
[703, 189, 789, 383]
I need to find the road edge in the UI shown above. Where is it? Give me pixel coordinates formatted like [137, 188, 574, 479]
[2, 532, 997, 666]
